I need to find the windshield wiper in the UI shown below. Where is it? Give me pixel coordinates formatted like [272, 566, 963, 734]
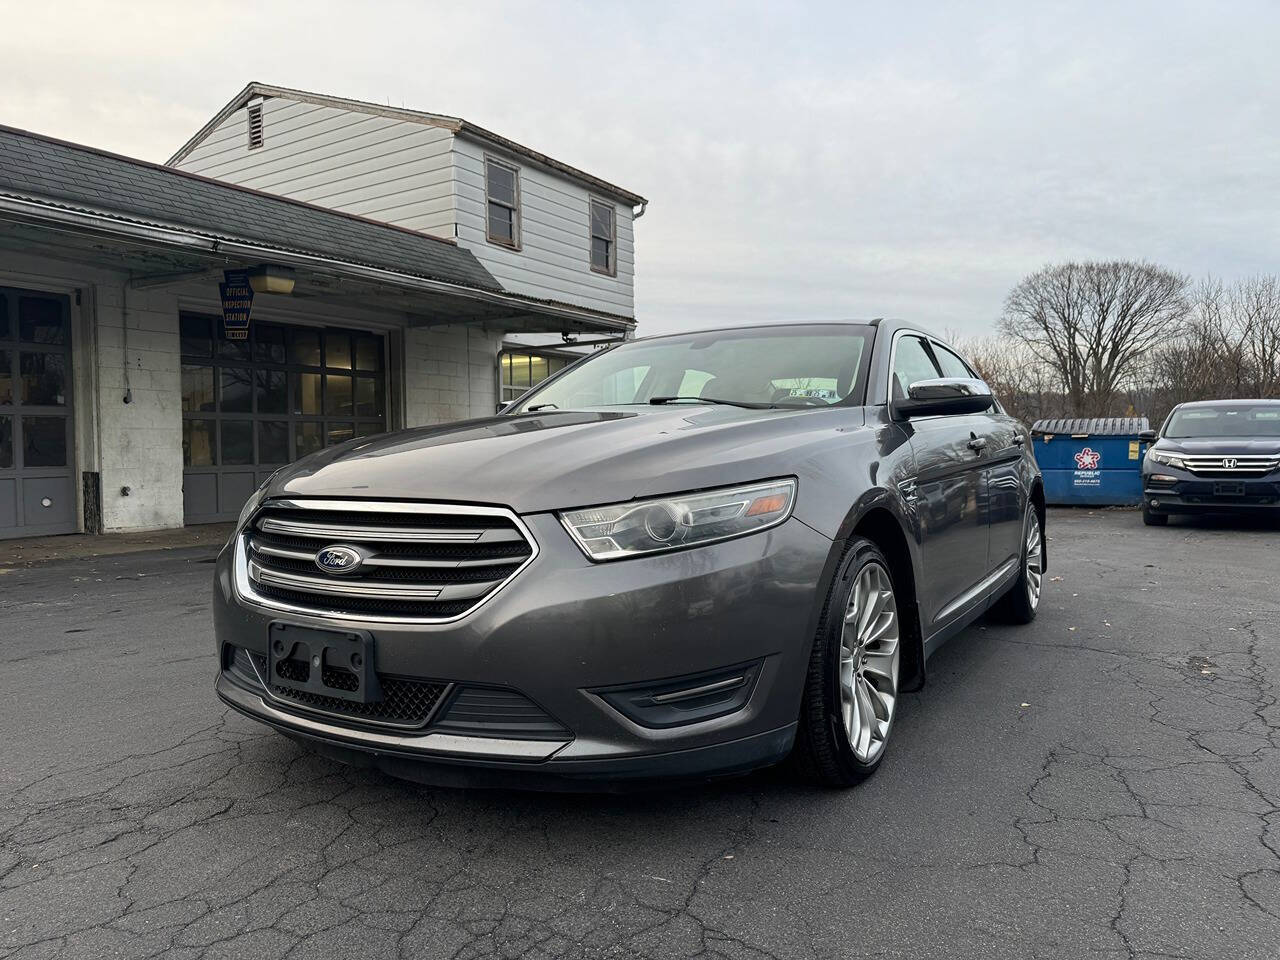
[649, 396, 772, 409]
[525, 403, 559, 412]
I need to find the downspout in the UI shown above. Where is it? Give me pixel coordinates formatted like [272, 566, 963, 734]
[121, 278, 132, 404]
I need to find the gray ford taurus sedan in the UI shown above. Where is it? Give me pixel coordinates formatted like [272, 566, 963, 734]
[214, 319, 1046, 788]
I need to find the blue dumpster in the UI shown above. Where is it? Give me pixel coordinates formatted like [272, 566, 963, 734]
[1031, 418, 1152, 506]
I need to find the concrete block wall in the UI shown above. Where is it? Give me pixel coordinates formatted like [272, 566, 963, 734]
[94, 284, 184, 532]
[404, 325, 505, 426]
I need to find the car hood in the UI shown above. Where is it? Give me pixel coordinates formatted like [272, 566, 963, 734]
[269, 406, 866, 514]
[1155, 438, 1280, 456]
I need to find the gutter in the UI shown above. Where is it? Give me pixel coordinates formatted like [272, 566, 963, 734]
[0, 194, 635, 333]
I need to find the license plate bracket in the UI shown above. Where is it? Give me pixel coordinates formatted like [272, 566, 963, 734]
[267, 623, 381, 704]
[1214, 481, 1246, 497]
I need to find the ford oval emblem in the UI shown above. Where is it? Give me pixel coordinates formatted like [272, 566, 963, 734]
[315, 545, 362, 575]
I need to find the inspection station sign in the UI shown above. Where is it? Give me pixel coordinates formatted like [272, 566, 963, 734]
[219, 269, 254, 340]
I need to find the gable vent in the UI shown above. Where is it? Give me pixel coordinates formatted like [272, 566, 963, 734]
[247, 102, 264, 150]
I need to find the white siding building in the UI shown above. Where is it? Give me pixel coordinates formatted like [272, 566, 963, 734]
[169, 84, 644, 324]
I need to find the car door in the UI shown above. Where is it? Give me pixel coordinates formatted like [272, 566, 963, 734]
[931, 341, 1026, 579]
[890, 333, 992, 632]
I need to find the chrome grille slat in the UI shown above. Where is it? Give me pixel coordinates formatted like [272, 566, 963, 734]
[247, 538, 519, 569]
[249, 560, 447, 599]
[258, 516, 524, 543]
[248, 540, 316, 563]
[238, 500, 537, 623]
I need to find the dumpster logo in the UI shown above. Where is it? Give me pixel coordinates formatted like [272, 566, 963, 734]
[1074, 447, 1101, 470]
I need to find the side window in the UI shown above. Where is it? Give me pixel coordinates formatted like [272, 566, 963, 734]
[891, 335, 941, 399]
[932, 343, 975, 379]
[589, 199, 617, 275]
[485, 158, 520, 248]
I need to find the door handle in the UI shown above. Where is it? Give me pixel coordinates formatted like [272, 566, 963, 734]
[967, 437, 988, 452]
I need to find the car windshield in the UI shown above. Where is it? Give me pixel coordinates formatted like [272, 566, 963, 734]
[1165, 404, 1280, 438]
[509, 324, 872, 412]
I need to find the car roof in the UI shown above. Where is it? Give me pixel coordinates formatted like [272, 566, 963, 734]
[1174, 399, 1280, 408]
[620, 318, 942, 346]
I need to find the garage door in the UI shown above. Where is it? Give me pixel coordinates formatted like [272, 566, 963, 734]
[0, 288, 77, 540]
[180, 313, 387, 524]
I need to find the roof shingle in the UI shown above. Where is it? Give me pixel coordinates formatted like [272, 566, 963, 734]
[0, 124, 500, 292]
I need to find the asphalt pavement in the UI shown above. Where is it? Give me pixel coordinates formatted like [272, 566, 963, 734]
[1, 509, 1277, 959]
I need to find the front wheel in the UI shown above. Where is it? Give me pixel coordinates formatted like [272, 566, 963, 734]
[1142, 503, 1168, 526]
[992, 504, 1044, 624]
[794, 538, 902, 786]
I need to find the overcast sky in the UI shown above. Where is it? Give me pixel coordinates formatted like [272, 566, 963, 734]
[3, 0, 1278, 337]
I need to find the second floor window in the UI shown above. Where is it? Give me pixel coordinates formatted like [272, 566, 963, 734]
[590, 199, 616, 275]
[485, 158, 520, 248]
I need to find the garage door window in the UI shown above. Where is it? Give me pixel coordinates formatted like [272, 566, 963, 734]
[19, 297, 65, 345]
[179, 315, 386, 471]
[21, 353, 66, 405]
[22, 416, 66, 467]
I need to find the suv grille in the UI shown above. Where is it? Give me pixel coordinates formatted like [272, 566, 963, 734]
[1182, 455, 1280, 476]
[240, 500, 536, 622]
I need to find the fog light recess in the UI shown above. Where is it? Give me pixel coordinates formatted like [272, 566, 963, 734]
[591, 660, 764, 729]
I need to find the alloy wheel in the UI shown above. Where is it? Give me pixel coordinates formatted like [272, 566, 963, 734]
[1025, 512, 1044, 609]
[838, 561, 900, 763]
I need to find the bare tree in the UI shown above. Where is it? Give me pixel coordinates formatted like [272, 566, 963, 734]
[999, 261, 1190, 417]
[1232, 275, 1280, 397]
[955, 335, 1062, 425]
[1120, 274, 1280, 425]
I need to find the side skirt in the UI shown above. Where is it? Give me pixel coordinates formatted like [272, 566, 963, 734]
[922, 557, 1020, 660]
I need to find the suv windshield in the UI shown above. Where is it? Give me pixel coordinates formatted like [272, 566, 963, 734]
[510, 324, 872, 412]
[1165, 403, 1280, 438]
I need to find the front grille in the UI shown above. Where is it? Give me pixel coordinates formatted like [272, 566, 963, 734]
[1182, 455, 1280, 476]
[241, 500, 536, 622]
[234, 648, 449, 729]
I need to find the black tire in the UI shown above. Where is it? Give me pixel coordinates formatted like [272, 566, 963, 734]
[991, 505, 1043, 625]
[794, 538, 902, 787]
[1142, 503, 1168, 526]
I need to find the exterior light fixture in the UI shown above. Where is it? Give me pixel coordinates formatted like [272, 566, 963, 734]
[246, 264, 296, 295]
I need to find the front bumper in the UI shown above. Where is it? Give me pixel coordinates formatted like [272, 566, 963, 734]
[213, 513, 832, 785]
[1143, 472, 1280, 513]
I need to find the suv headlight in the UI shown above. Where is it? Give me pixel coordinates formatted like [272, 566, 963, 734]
[560, 479, 797, 561]
[1150, 450, 1187, 470]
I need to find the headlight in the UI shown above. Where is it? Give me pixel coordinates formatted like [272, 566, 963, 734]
[560, 479, 797, 561]
[1150, 450, 1186, 470]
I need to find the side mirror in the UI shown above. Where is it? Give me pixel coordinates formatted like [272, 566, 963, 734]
[495, 401, 511, 415]
[892, 377, 994, 419]
[1138, 429, 1157, 443]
